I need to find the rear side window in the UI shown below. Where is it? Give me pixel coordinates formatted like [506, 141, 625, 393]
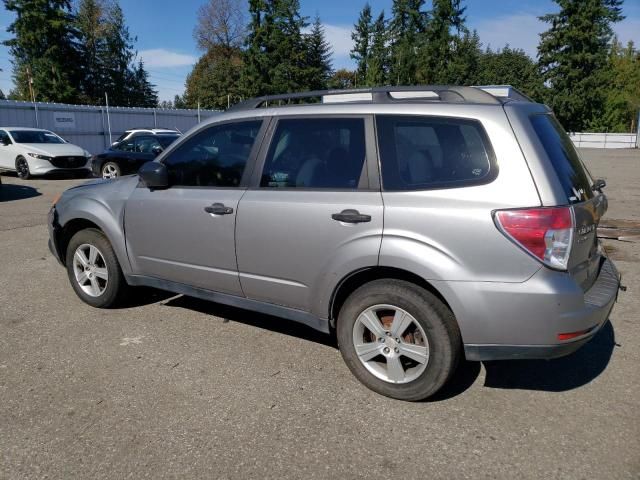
[376, 115, 495, 191]
[530, 114, 593, 203]
[260, 118, 366, 189]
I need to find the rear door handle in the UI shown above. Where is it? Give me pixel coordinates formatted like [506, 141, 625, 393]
[331, 209, 371, 223]
[204, 203, 234, 215]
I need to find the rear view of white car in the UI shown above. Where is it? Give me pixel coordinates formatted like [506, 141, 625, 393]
[0, 127, 91, 179]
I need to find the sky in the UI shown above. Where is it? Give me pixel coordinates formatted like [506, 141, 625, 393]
[0, 0, 639, 103]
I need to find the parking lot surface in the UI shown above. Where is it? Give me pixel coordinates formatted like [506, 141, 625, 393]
[1, 149, 639, 479]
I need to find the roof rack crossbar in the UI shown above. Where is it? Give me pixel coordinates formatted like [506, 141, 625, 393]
[228, 85, 504, 111]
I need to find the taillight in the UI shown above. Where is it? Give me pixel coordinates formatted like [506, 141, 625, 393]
[494, 207, 574, 270]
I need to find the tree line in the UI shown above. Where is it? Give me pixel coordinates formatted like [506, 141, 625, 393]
[2, 0, 158, 107]
[181, 0, 638, 133]
[2, 0, 639, 133]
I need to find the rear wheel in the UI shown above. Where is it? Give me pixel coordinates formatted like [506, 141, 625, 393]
[15, 156, 31, 179]
[101, 161, 121, 179]
[337, 279, 461, 401]
[65, 228, 128, 308]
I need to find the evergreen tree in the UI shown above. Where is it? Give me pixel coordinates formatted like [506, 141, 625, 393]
[388, 0, 427, 85]
[76, 0, 108, 104]
[305, 15, 333, 91]
[174, 94, 187, 109]
[3, 0, 80, 102]
[442, 29, 481, 85]
[365, 11, 388, 86]
[102, 2, 136, 106]
[538, 0, 624, 131]
[128, 60, 158, 107]
[350, 3, 372, 86]
[418, 0, 466, 84]
[241, 0, 310, 96]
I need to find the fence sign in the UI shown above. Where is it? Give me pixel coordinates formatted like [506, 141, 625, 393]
[53, 111, 76, 129]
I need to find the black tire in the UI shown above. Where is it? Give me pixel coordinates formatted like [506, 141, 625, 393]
[101, 161, 121, 179]
[15, 156, 31, 179]
[65, 228, 129, 308]
[337, 279, 462, 401]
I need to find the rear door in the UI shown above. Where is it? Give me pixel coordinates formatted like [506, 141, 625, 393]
[528, 113, 606, 290]
[235, 116, 383, 315]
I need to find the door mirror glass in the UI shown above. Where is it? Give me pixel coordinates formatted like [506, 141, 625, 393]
[152, 145, 163, 156]
[138, 161, 168, 189]
[0, 135, 10, 146]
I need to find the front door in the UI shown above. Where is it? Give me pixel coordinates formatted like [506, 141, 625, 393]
[0, 130, 17, 169]
[235, 116, 383, 315]
[124, 119, 266, 295]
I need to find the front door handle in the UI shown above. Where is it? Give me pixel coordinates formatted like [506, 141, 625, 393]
[331, 209, 371, 223]
[204, 203, 234, 215]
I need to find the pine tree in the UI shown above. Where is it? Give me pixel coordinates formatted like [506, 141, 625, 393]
[538, 0, 624, 131]
[350, 3, 372, 86]
[442, 29, 481, 85]
[128, 60, 158, 107]
[305, 15, 333, 91]
[418, 0, 466, 84]
[366, 11, 388, 86]
[76, 0, 109, 104]
[241, 0, 310, 96]
[388, 0, 427, 85]
[102, 1, 136, 106]
[3, 0, 80, 102]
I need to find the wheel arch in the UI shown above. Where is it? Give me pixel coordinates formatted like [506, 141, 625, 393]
[329, 266, 456, 328]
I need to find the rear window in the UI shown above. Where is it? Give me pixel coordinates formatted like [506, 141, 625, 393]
[376, 115, 496, 191]
[530, 114, 593, 203]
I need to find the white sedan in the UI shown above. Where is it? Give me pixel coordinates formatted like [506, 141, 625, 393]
[0, 127, 92, 179]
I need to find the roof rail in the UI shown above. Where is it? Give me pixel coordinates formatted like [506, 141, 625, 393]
[228, 85, 506, 111]
[473, 85, 533, 102]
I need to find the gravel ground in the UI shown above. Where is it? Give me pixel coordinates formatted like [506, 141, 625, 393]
[0, 148, 638, 479]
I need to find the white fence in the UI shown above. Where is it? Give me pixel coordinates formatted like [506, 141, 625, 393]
[0, 100, 220, 154]
[570, 132, 638, 149]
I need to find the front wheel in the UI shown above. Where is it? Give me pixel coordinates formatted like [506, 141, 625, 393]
[337, 279, 462, 401]
[15, 156, 31, 179]
[65, 228, 129, 308]
[101, 161, 121, 179]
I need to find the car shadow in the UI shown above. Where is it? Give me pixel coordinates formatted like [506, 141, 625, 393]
[162, 295, 337, 348]
[0, 182, 42, 202]
[482, 320, 616, 392]
[140, 291, 617, 399]
[116, 287, 177, 308]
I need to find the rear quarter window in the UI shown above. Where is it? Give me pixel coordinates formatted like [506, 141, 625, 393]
[376, 115, 496, 191]
[529, 114, 593, 203]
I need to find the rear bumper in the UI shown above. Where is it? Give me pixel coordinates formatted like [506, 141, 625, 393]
[445, 257, 621, 361]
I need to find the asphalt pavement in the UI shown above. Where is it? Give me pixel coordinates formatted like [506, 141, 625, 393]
[0, 149, 638, 479]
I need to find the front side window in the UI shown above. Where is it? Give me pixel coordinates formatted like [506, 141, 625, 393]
[376, 115, 495, 191]
[260, 118, 366, 189]
[134, 136, 162, 154]
[163, 120, 262, 187]
[114, 139, 135, 152]
[10, 130, 65, 144]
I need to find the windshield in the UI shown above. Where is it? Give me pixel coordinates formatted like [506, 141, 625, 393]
[10, 130, 65, 144]
[530, 114, 594, 204]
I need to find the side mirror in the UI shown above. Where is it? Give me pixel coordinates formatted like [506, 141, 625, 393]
[1, 137, 10, 146]
[138, 161, 169, 190]
[152, 145, 163, 156]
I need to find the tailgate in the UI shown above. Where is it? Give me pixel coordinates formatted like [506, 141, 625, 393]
[570, 193, 607, 291]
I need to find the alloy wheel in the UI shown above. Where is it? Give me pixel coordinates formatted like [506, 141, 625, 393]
[352, 304, 430, 384]
[102, 164, 119, 179]
[16, 158, 30, 179]
[72, 243, 109, 297]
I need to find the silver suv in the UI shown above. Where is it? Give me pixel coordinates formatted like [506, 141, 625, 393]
[48, 86, 621, 401]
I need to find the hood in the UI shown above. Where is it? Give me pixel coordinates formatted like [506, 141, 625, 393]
[21, 143, 87, 157]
